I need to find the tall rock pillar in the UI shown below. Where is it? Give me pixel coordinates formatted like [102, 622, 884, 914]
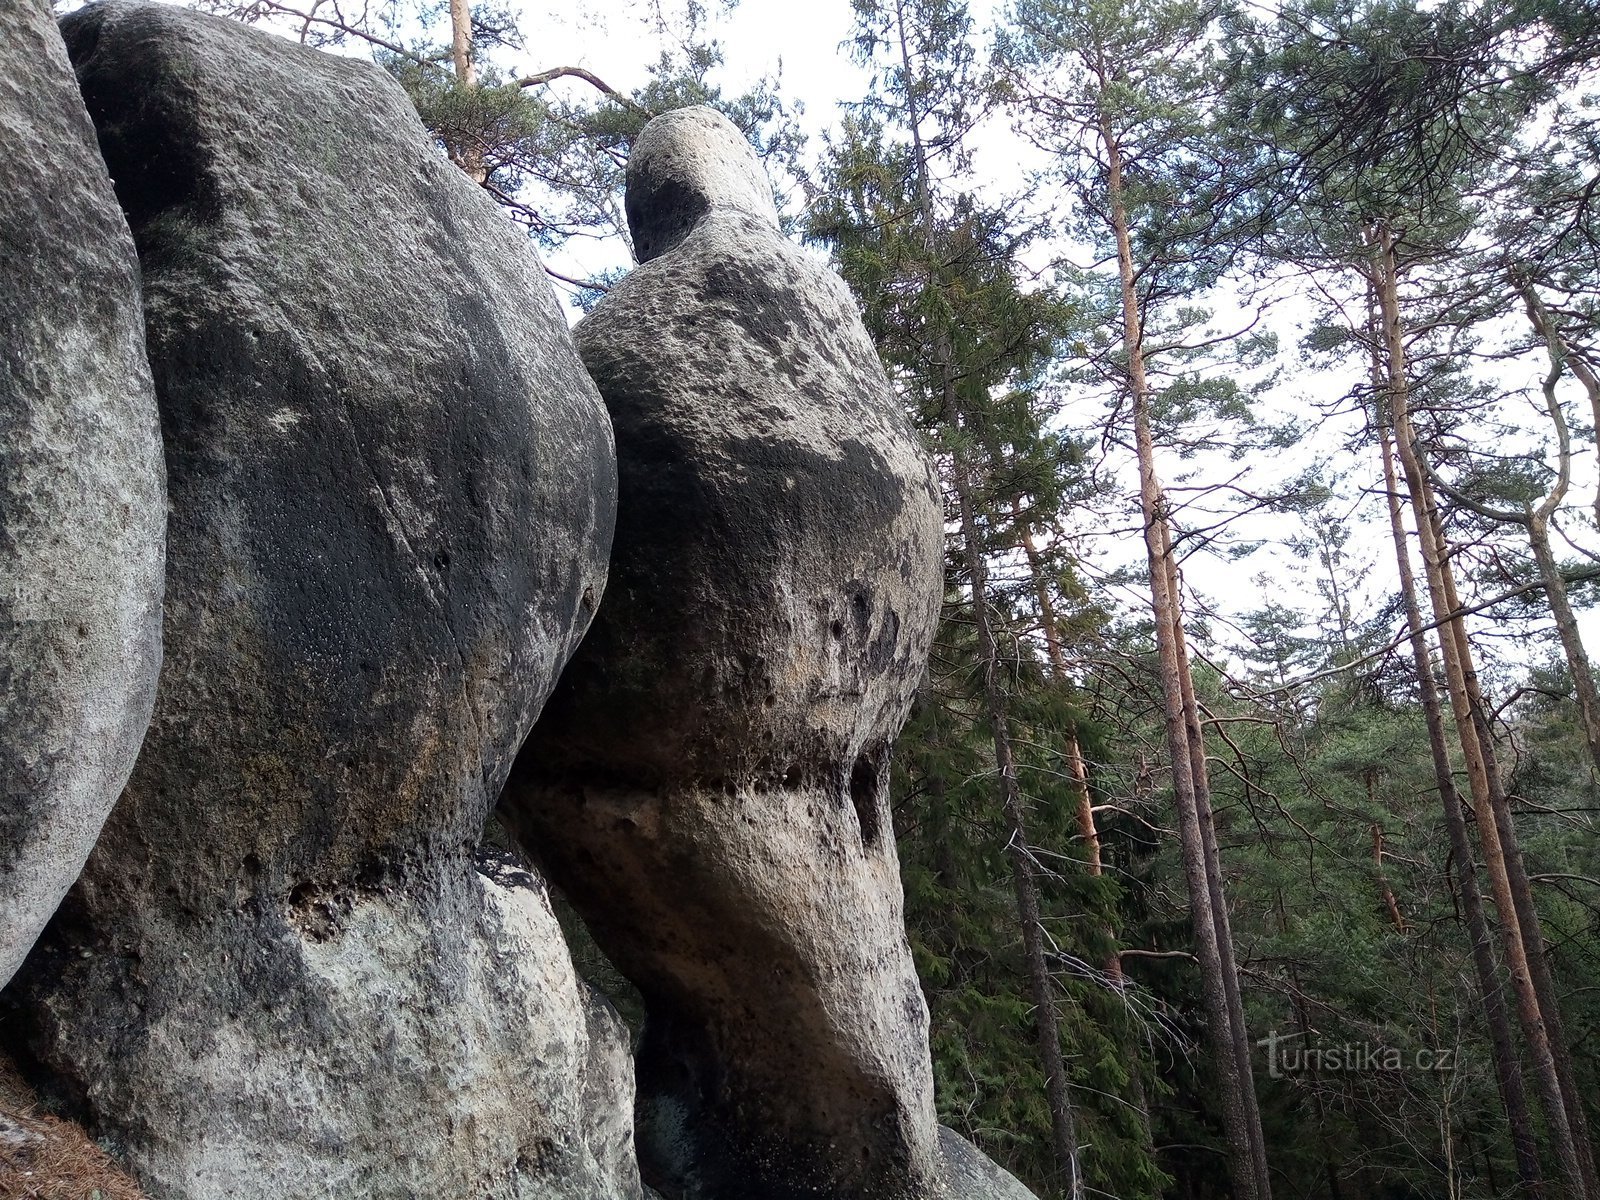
[502, 106, 948, 1200]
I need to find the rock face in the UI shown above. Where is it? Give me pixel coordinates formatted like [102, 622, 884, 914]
[0, 0, 165, 991]
[501, 106, 950, 1199]
[938, 1128, 1042, 1200]
[10, 5, 631, 1197]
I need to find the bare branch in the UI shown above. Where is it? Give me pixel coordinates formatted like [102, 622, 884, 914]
[515, 66, 649, 115]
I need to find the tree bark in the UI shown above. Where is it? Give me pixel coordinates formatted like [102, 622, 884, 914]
[449, 0, 476, 85]
[957, 468, 1083, 1199]
[1527, 508, 1600, 771]
[1431, 527, 1600, 1200]
[1370, 819, 1408, 935]
[1016, 510, 1157, 1158]
[1522, 288, 1600, 778]
[446, 0, 488, 184]
[1427, 287, 1600, 785]
[1163, 539, 1272, 1193]
[1375, 412, 1543, 1195]
[1104, 110, 1269, 1200]
[1373, 227, 1589, 1200]
[1014, 516, 1109, 891]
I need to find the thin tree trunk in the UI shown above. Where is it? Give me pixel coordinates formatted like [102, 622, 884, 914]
[1528, 510, 1600, 771]
[1014, 515, 1110, 890]
[959, 475, 1083, 1198]
[1369, 818, 1408, 935]
[1316, 519, 1355, 654]
[1410, 278, 1600, 1197]
[1287, 952, 1346, 1200]
[449, 0, 476, 84]
[1430, 287, 1600, 783]
[1163, 540, 1272, 1196]
[1431, 535, 1600, 1200]
[1016, 509, 1157, 1158]
[1374, 227, 1587, 1199]
[892, 4, 1081, 1191]
[1524, 292, 1600, 533]
[1414, 341, 1600, 1196]
[1104, 111, 1268, 1200]
[1522, 287, 1600, 778]
[1068, 733, 1106, 884]
[446, 0, 487, 183]
[1375, 413, 1542, 1195]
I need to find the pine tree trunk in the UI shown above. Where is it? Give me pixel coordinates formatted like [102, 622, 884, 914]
[1520, 288, 1600, 781]
[1164, 543, 1272, 1197]
[1104, 114, 1268, 1200]
[1431, 540, 1600, 1199]
[953, 460, 1083, 1199]
[1375, 415, 1543, 1195]
[449, 0, 475, 84]
[1369, 818, 1407, 935]
[446, 0, 488, 184]
[1015, 517, 1110, 890]
[1523, 292, 1600, 534]
[1374, 228, 1589, 1200]
[1527, 510, 1600, 776]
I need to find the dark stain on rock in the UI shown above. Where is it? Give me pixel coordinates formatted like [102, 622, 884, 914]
[626, 173, 711, 264]
[62, 6, 225, 237]
[702, 258, 800, 357]
[848, 751, 882, 850]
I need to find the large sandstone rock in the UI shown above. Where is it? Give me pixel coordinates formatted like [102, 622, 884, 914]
[0, 0, 165, 990]
[938, 1128, 1041, 1200]
[501, 106, 951, 1199]
[9, 5, 631, 1197]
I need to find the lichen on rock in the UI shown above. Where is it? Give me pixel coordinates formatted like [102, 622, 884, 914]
[7, 5, 629, 1197]
[0, 0, 165, 994]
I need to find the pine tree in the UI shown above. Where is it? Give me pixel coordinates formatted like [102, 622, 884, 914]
[198, 0, 803, 289]
[995, 2, 1276, 1194]
[1227, 0, 1600, 1189]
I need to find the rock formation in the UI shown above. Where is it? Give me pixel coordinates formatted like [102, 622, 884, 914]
[8, 5, 632, 1197]
[2, 14, 1045, 1195]
[0, 0, 165, 991]
[500, 106, 956, 1199]
[939, 1129, 1046, 1200]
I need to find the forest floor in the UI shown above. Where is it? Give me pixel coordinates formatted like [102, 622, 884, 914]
[0, 1056, 144, 1200]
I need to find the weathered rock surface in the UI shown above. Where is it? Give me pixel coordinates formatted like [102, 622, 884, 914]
[0, 0, 165, 991]
[938, 1128, 1041, 1200]
[9, 5, 629, 1197]
[501, 106, 954, 1199]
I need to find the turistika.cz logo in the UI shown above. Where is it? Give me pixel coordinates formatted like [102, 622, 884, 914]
[1256, 1029, 1459, 1079]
